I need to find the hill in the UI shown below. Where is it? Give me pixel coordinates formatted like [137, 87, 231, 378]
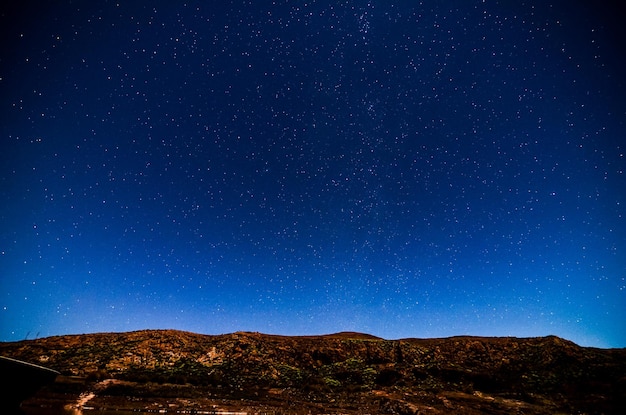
[1, 330, 625, 414]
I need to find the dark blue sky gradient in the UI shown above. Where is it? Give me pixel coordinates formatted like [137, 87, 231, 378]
[1, 1, 625, 347]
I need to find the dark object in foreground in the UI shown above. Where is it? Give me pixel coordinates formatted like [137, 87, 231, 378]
[0, 356, 59, 409]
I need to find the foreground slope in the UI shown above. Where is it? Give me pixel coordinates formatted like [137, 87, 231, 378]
[1, 330, 625, 414]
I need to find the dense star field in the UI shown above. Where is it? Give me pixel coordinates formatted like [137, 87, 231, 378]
[1, 1, 624, 347]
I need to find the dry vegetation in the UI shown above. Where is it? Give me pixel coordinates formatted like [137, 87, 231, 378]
[1, 330, 625, 414]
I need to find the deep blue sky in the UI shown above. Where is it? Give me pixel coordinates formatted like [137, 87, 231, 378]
[1, 1, 624, 348]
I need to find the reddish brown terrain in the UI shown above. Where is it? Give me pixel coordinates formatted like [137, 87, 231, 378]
[1, 329, 625, 414]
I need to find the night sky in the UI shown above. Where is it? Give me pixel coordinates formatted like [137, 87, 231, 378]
[1, 1, 625, 348]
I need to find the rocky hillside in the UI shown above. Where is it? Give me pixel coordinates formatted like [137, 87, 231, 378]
[1, 330, 625, 414]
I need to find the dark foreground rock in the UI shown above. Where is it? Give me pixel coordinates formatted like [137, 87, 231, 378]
[1, 330, 625, 414]
[0, 356, 59, 410]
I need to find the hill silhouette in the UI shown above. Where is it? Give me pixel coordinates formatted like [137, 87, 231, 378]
[1, 330, 625, 414]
